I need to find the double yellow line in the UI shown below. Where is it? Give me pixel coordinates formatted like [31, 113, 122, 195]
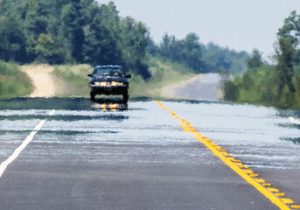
[155, 101, 299, 210]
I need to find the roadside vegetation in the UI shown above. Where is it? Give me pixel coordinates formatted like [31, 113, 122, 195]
[52, 64, 92, 97]
[148, 33, 249, 74]
[129, 57, 195, 97]
[0, 0, 151, 79]
[0, 61, 33, 98]
[0, 0, 248, 99]
[2, 0, 298, 109]
[0, 0, 248, 81]
[224, 12, 300, 109]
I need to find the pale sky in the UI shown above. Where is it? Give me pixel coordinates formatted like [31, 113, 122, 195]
[98, 0, 299, 56]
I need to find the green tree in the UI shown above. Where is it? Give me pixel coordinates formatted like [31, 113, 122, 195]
[247, 49, 263, 69]
[118, 17, 151, 79]
[275, 11, 300, 106]
[34, 33, 64, 63]
[0, 16, 26, 62]
[156, 34, 248, 74]
[0, 0, 152, 78]
[224, 11, 300, 108]
[60, 2, 85, 62]
[224, 80, 239, 101]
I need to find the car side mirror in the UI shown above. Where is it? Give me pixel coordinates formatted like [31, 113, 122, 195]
[87, 74, 92, 77]
[125, 73, 131, 79]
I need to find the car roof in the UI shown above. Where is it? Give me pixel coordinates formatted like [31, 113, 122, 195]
[94, 65, 123, 70]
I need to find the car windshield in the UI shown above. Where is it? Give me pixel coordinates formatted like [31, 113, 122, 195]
[93, 68, 124, 76]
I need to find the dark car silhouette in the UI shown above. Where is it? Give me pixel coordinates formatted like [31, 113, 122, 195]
[88, 65, 131, 103]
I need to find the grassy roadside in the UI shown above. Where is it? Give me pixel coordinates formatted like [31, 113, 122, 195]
[129, 57, 195, 97]
[52, 64, 92, 97]
[224, 65, 300, 109]
[0, 61, 33, 98]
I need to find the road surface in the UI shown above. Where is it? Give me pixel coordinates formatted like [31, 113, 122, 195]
[0, 98, 299, 210]
[161, 73, 223, 100]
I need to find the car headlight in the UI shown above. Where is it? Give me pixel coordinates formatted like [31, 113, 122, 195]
[111, 81, 124, 86]
[95, 82, 110, 86]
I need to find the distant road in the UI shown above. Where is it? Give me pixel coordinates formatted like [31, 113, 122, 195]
[0, 98, 299, 210]
[161, 73, 223, 101]
[21, 65, 56, 97]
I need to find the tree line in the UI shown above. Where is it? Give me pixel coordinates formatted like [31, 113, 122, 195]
[224, 11, 300, 108]
[148, 33, 249, 74]
[0, 0, 151, 78]
[0, 0, 249, 80]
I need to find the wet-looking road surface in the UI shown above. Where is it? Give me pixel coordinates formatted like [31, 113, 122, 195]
[0, 98, 299, 210]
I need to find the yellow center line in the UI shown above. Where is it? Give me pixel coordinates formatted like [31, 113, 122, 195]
[155, 100, 298, 210]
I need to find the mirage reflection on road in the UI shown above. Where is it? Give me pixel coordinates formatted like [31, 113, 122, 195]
[91, 98, 128, 112]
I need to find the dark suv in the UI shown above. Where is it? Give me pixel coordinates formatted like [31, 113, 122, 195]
[88, 65, 131, 102]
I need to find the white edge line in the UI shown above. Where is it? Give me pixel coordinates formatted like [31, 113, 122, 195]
[0, 109, 55, 178]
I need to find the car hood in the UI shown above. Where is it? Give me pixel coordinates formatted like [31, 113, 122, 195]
[90, 76, 128, 84]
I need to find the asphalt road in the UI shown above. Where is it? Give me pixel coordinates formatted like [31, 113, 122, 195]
[0, 98, 299, 210]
